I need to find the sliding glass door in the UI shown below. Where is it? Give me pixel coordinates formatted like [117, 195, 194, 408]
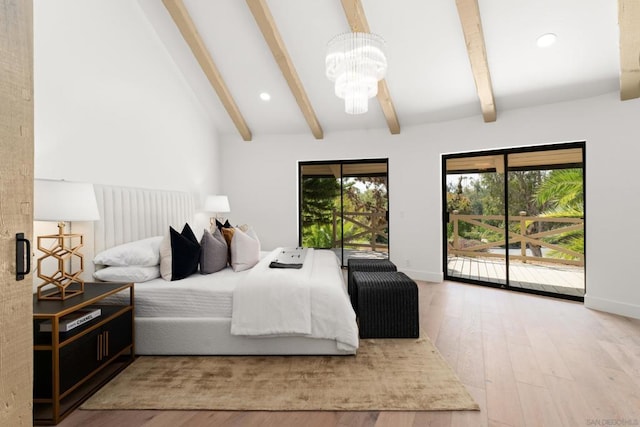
[299, 159, 389, 267]
[443, 143, 585, 300]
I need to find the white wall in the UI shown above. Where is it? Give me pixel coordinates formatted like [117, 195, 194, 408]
[33, 0, 221, 288]
[220, 93, 640, 319]
[34, 0, 221, 199]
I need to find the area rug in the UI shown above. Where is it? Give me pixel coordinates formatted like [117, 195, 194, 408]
[81, 338, 479, 411]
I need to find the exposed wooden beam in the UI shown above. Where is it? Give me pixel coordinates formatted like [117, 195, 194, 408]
[246, 0, 323, 139]
[328, 164, 341, 178]
[340, 0, 400, 135]
[455, 0, 497, 122]
[162, 0, 252, 141]
[619, 0, 640, 100]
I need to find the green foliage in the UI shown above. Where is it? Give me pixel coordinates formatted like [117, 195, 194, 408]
[344, 177, 388, 213]
[446, 176, 472, 213]
[478, 170, 547, 216]
[301, 224, 333, 248]
[534, 169, 584, 260]
[535, 169, 583, 213]
[301, 175, 388, 251]
[301, 177, 340, 227]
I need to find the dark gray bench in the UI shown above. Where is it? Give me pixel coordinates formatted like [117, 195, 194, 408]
[353, 271, 419, 339]
[347, 258, 397, 315]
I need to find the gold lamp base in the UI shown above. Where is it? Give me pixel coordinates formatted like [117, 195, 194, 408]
[36, 222, 86, 301]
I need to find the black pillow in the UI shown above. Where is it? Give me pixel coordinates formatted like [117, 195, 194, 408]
[169, 223, 201, 281]
[216, 219, 232, 231]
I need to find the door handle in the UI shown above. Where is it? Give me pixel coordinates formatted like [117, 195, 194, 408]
[15, 233, 31, 281]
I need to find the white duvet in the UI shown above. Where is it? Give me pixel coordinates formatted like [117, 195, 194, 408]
[231, 248, 359, 352]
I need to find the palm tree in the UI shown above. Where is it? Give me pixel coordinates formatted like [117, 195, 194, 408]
[534, 168, 584, 260]
[535, 168, 583, 213]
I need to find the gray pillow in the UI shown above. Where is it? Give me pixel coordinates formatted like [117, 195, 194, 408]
[199, 227, 228, 274]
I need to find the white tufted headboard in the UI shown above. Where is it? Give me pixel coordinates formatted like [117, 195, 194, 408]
[91, 184, 195, 255]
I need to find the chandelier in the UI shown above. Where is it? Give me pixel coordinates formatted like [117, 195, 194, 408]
[326, 32, 387, 114]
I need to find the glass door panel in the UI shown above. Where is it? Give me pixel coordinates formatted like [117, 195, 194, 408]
[506, 150, 585, 297]
[341, 162, 389, 265]
[300, 163, 342, 257]
[445, 156, 507, 285]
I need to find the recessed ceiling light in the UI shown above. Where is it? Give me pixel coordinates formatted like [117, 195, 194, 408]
[259, 92, 271, 101]
[536, 33, 557, 48]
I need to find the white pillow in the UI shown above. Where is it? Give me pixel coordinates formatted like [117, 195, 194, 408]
[230, 227, 260, 272]
[159, 233, 172, 280]
[94, 266, 160, 283]
[93, 236, 163, 267]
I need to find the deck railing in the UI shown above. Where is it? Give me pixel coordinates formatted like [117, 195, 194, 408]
[448, 211, 584, 266]
[332, 210, 388, 251]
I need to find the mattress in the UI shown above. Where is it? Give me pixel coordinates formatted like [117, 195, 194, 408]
[104, 254, 266, 318]
[128, 269, 241, 318]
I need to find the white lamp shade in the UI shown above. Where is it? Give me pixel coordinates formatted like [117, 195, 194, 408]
[34, 179, 100, 222]
[204, 195, 230, 213]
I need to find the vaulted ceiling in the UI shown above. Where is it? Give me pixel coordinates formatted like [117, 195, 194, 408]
[138, 0, 640, 141]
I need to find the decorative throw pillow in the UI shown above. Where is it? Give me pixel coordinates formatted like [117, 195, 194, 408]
[94, 265, 160, 283]
[160, 223, 201, 281]
[216, 219, 232, 231]
[221, 227, 236, 247]
[230, 227, 261, 272]
[93, 236, 163, 266]
[199, 227, 228, 274]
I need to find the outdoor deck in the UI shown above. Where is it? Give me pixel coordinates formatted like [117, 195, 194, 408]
[447, 255, 585, 297]
[331, 248, 388, 266]
[330, 248, 584, 298]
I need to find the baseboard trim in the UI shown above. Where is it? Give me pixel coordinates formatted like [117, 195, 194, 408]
[584, 294, 640, 320]
[398, 268, 443, 283]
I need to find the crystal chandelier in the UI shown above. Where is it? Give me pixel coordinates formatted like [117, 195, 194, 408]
[326, 32, 387, 114]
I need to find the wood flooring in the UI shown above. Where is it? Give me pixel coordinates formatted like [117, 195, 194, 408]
[58, 280, 640, 427]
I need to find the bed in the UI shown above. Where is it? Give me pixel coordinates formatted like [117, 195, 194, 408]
[89, 184, 358, 355]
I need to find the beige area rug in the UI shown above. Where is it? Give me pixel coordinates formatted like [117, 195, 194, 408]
[82, 338, 479, 412]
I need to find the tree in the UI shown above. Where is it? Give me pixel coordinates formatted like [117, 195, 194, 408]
[343, 176, 388, 245]
[534, 168, 584, 260]
[535, 168, 583, 214]
[301, 177, 340, 227]
[478, 170, 546, 216]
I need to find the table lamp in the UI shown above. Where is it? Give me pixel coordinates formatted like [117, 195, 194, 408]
[204, 195, 230, 231]
[34, 179, 100, 300]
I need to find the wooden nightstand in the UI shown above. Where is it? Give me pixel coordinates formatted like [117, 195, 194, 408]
[33, 282, 135, 425]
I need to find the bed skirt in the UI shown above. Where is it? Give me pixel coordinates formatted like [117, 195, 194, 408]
[135, 317, 356, 355]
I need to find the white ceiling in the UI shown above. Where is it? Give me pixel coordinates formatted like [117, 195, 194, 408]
[138, 0, 622, 139]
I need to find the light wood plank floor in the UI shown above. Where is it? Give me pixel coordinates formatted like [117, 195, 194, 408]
[59, 281, 640, 427]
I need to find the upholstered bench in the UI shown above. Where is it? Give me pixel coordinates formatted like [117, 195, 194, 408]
[353, 271, 419, 339]
[347, 258, 397, 315]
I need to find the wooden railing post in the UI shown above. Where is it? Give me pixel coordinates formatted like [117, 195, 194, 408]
[519, 211, 527, 261]
[452, 210, 459, 250]
[370, 212, 377, 251]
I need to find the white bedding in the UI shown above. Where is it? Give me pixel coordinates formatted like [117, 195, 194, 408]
[231, 248, 358, 352]
[232, 248, 314, 336]
[103, 248, 358, 352]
